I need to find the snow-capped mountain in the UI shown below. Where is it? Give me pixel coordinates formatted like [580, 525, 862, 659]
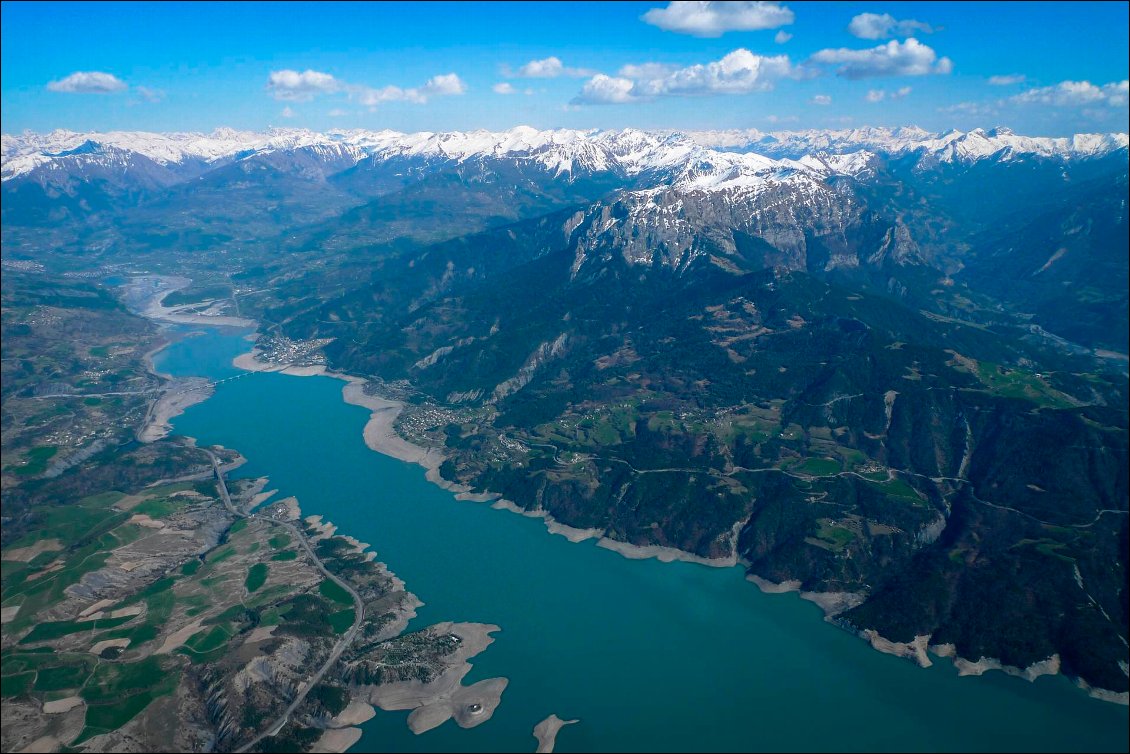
[4, 125, 1125, 186]
[684, 126, 1130, 166]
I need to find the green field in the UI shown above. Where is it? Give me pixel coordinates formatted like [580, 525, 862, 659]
[7, 446, 58, 476]
[318, 579, 353, 607]
[245, 563, 269, 592]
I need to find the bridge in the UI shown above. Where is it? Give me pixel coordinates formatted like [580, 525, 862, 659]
[205, 370, 260, 388]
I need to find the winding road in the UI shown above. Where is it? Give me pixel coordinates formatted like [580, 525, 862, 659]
[201, 450, 366, 753]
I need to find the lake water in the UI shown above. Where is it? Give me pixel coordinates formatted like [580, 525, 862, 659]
[157, 326, 1129, 753]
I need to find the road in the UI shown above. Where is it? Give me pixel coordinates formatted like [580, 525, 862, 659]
[201, 450, 366, 752]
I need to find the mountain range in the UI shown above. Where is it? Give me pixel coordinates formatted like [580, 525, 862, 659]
[3, 124, 1127, 697]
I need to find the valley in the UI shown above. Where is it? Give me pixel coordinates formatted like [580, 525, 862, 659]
[2, 123, 1127, 751]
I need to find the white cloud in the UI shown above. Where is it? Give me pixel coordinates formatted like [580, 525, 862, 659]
[357, 85, 423, 106]
[774, 30, 792, 44]
[281, 106, 297, 118]
[266, 69, 464, 109]
[134, 86, 165, 103]
[847, 13, 933, 40]
[810, 38, 952, 79]
[865, 86, 912, 103]
[327, 108, 348, 117]
[618, 62, 681, 80]
[939, 101, 997, 117]
[508, 57, 595, 78]
[493, 82, 534, 95]
[267, 69, 340, 101]
[46, 71, 127, 94]
[939, 80, 1126, 120]
[642, 1, 794, 37]
[988, 74, 1026, 86]
[574, 49, 794, 105]
[810, 94, 832, 105]
[1011, 79, 1128, 107]
[764, 114, 799, 124]
[422, 73, 466, 96]
[640, 49, 794, 95]
[574, 74, 639, 104]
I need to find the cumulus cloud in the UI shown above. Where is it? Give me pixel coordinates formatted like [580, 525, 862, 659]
[327, 108, 348, 117]
[642, 1, 794, 37]
[421, 73, 466, 96]
[507, 57, 595, 78]
[865, 86, 911, 103]
[1011, 79, 1128, 107]
[573, 49, 794, 105]
[574, 74, 639, 104]
[988, 74, 1026, 86]
[493, 82, 534, 95]
[847, 13, 933, 40]
[618, 62, 681, 80]
[573, 49, 796, 105]
[810, 94, 832, 105]
[266, 69, 465, 109]
[267, 69, 340, 101]
[280, 106, 297, 118]
[47, 71, 128, 93]
[774, 30, 792, 43]
[810, 38, 952, 79]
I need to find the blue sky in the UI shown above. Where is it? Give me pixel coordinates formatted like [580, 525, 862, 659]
[2, 1, 1127, 135]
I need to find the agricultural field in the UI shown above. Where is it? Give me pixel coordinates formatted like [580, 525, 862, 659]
[1, 461, 426, 752]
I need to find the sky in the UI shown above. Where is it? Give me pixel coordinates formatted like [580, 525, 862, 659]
[1, 1, 1127, 136]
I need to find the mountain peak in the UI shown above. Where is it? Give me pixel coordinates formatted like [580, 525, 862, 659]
[3, 126, 1127, 182]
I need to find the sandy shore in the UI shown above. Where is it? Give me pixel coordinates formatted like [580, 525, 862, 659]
[747, 575, 802, 594]
[233, 345, 762, 573]
[750, 576, 867, 620]
[329, 700, 376, 727]
[309, 727, 363, 753]
[231, 346, 1130, 708]
[362, 622, 508, 735]
[595, 538, 738, 567]
[861, 629, 933, 668]
[533, 714, 579, 753]
[799, 590, 865, 618]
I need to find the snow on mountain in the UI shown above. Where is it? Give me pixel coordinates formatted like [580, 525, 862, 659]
[683, 126, 1129, 166]
[3, 126, 1125, 184]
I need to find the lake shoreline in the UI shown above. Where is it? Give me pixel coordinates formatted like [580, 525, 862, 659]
[230, 344, 1130, 708]
[130, 294, 515, 752]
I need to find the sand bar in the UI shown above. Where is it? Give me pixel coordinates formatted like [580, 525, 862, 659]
[309, 727, 363, 753]
[363, 622, 508, 735]
[329, 700, 376, 728]
[533, 714, 579, 753]
[138, 379, 213, 443]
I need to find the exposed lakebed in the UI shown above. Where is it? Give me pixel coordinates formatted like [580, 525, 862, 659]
[156, 326, 1128, 753]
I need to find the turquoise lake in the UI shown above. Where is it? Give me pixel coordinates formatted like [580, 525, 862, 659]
[157, 326, 1129, 753]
